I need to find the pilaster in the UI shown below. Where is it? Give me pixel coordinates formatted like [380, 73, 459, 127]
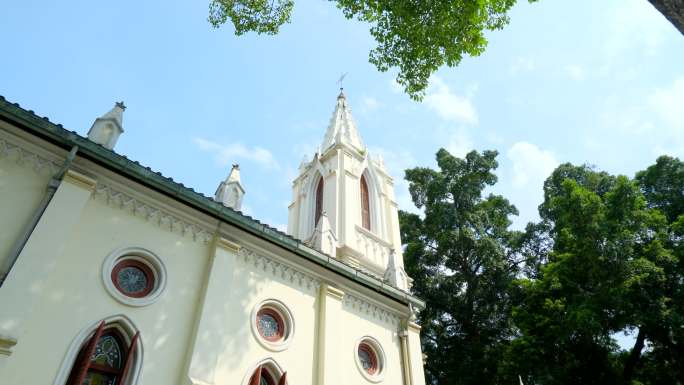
[316, 283, 345, 385]
[186, 237, 241, 385]
[0, 169, 96, 343]
[401, 320, 426, 385]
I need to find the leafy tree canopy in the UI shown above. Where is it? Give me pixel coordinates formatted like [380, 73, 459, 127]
[402, 153, 684, 385]
[208, 0, 536, 100]
[401, 148, 521, 384]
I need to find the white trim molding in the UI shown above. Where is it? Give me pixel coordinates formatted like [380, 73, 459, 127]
[101, 246, 168, 307]
[250, 298, 296, 352]
[354, 335, 387, 383]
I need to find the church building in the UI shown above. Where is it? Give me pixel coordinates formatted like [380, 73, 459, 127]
[0, 90, 426, 385]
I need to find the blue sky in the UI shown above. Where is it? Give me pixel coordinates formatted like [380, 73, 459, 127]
[2, 0, 683, 234]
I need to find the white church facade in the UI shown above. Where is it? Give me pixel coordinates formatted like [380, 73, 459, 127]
[0, 91, 426, 385]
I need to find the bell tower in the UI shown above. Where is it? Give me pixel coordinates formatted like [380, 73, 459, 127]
[287, 90, 411, 290]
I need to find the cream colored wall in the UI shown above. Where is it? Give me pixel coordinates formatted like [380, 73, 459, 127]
[339, 300, 405, 384]
[0, 181, 211, 385]
[0, 132, 54, 275]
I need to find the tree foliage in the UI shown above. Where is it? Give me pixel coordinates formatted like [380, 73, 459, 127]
[208, 0, 535, 100]
[400, 148, 521, 384]
[401, 152, 684, 384]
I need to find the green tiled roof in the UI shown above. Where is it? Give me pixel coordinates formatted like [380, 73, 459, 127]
[0, 96, 425, 310]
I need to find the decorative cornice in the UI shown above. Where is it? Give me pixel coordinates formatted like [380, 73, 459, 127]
[93, 183, 214, 244]
[343, 293, 401, 327]
[238, 247, 321, 292]
[0, 136, 60, 175]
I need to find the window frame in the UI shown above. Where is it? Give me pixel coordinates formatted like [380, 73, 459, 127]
[315, 177, 324, 226]
[111, 259, 155, 298]
[360, 174, 371, 231]
[65, 321, 140, 385]
[256, 307, 285, 342]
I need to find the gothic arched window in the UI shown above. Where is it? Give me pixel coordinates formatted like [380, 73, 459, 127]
[249, 366, 287, 385]
[66, 321, 139, 385]
[360, 175, 371, 231]
[315, 177, 324, 226]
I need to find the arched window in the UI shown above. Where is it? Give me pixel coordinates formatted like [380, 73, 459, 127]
[315, 177, 324, 226]
[66, 321, 139, 385]
[360, 175, 371, 231]
[249, 366, 287, 385]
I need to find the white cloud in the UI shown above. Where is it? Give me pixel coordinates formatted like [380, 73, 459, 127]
[509, 56, 536, 75]
[193, 138, 280, 169]
[648, 77, 684, 154]
[564, 64, 586, 81]
[424, 76, 478, 125]
[361, 96, 380, 112]
[508, 142, 558, 189]
[606, 0, 672, 58]
[446, 129, 474, 158]
[649, 77, 684, 131]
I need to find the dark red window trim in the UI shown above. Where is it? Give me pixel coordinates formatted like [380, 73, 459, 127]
[360, 175, 371, 231]
[111, 258, 155, 298]
[315, 177, 324, 226]
[66, 321, 139, 385]
[256, 307, 285, 342]
[249, 366, 287, 385]
[358, 342, 379, 375]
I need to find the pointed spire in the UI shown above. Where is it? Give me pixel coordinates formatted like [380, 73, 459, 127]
[384, 249, 411, 291]
[319, 89, 365, 154]
[87, 102, 125, 150]
[309, 211, 337, 258]
[215, 164, 246, 211]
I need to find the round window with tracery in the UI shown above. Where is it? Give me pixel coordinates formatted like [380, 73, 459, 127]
[358, 343, 379, 375]
[251, 299, 294, 351]
[111, 259, 155, 298]
[256, 308, 285, 342]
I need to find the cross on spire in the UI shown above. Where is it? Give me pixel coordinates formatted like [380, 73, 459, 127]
[337, 72, 347, 91]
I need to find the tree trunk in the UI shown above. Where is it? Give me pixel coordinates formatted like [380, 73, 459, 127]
[623, 328, 646, 384]
[648, 0, 684, 35]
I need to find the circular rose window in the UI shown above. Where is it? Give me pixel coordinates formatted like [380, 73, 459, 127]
[102, 247, 167, 307]
[251, 299, 294, 351]
[256, 308, 285, 342]
[358, 343, 378, 375]
[111, 259, 154, 298]
[354, 337, 385, 382]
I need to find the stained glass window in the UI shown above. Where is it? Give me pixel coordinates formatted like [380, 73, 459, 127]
[258, 313, 280, 338]
[117, 266, 148, 294]
[257, 308, 284, 341]
[358, 343, 378, 375]
[90, 335, 122, 369]
[66, 326, 138, 385]
[111, 259, 154, 298]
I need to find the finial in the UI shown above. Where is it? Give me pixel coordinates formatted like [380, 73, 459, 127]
[336, 73, 348, 100]
[232, 163, 239, 170]
[115, 101, 126, 110]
